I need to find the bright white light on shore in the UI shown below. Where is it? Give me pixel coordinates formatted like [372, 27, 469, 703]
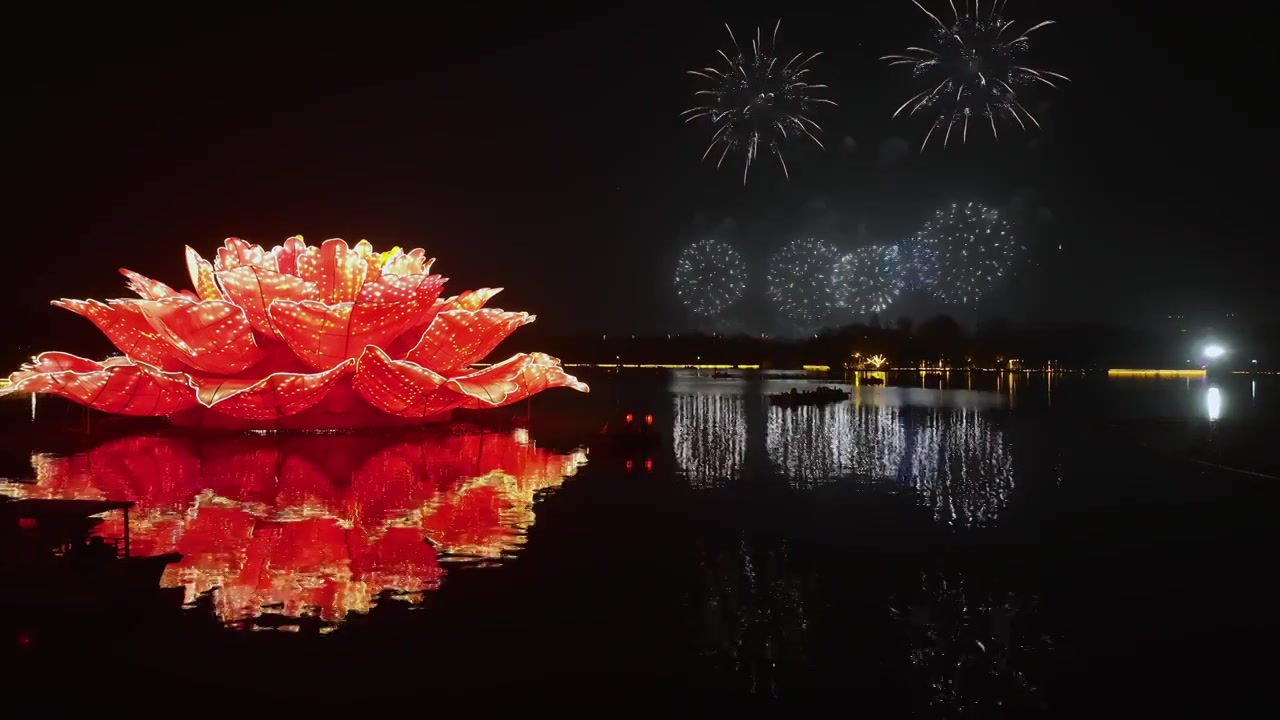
[1203, 344, 1225, 359]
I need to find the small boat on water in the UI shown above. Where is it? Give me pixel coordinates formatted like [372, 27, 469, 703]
[769, 372, 808, 380]
[0, 497, 183, 613]
[768, 386, 849, 407]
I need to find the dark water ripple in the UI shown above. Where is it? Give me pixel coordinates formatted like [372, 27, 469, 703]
[3, 371, 1278, 712]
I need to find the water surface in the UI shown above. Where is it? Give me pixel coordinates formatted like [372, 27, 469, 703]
[4, 371, 1277, 712]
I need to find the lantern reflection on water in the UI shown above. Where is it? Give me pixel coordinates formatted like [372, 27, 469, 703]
[10, 430, 587, 623]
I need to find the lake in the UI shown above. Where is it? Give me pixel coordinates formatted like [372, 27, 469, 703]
[3, 370, 1277, 713]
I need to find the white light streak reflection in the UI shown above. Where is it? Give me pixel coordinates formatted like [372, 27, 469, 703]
[673, 393, 747, 488]
[767, 404, 858, 483]
[670, 378, 1016, 526]
[1205, 386, 1222, 421]
[694, 534, 808, 695]
[891, 571, 1051, 710]
[766, 403, 1015, 526]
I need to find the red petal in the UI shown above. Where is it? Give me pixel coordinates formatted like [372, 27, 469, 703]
[196, 359, 353, 420]
[351, 345, 448, 416]
[411, 249, 434, 273]
[355, 273, 445, 304]
[267, 299, 423, 370]
[134, 297, 266, 375]
[6, 351, 129, 380]
[446, 287, 503, 312]
[444, 352, 588, 407]
[215, 266, 319, 336]
[381, 248, 434, 277]
[384, 287, 501, 358]
[351, 349, 586, 418]
[186, 246, 225, 301]
[404, 308, 535, 372]
[296, 238, 369, 304]
[52, 299, 187, 371]
[120, 269, 194, 300]
[215, 238, 277, 272]
[271, 235, 307, 276]
[353, 239, 381, 280]
[0, 352, 197, 415]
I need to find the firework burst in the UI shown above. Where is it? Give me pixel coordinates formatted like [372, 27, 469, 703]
[767, 237, 840, 329]
[675, 238, 748, 318]
[882, 0, 1068, 150]
[834, 245, 903, 316]
[683, 20, 837, 183]
[893, 234, 942, 292]
[919, 202, 1023, 305]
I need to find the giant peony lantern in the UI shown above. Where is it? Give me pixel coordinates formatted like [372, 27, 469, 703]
[0, 236, 588, 430]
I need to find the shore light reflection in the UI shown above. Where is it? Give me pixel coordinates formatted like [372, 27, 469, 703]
[1205, 386, 1222, 421]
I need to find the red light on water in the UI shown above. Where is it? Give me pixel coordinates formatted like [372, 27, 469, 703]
[6, 432, 588, 624]
[16, 631, 33, 650]
[18, 517, 37, 529]
[644, 414, 653, 425]
[625, 459, 634, 471]
[625, 413, 634, 424]
[644, 458, 653, 472]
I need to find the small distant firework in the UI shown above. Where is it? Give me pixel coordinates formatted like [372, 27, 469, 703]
[919, 202, 1022, 305]
[893, 234, 942, 291]
[882, 0, 1068, 150]
[675, 238, 748, 318]
[683, 20, 837, 183]
[833, 245, 903, 315]
[767, 237, 840, 328]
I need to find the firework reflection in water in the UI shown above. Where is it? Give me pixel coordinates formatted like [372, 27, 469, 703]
[673, 393, 748, 488]
[890, 571, 1053, 715]
[766, 402, 1015, 526]
[693, 532, 809, 699]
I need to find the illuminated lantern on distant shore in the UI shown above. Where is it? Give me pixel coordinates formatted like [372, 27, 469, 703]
[0, 237, 588, 429]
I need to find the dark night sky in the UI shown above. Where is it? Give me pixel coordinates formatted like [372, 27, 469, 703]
[7, 2, 1276, 354]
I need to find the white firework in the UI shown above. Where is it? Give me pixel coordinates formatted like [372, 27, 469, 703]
[834, 245, 904, 315]
[882, 0, 1069, 150]
[767, 237, 841, 328]
[683, 20, 837, 183]
[675, 238, 748, 318]
[919, 202, 1023, 305]
[893, 234, 943, 292]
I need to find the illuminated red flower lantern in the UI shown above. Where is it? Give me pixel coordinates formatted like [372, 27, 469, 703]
[0, 237, 587, 429]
